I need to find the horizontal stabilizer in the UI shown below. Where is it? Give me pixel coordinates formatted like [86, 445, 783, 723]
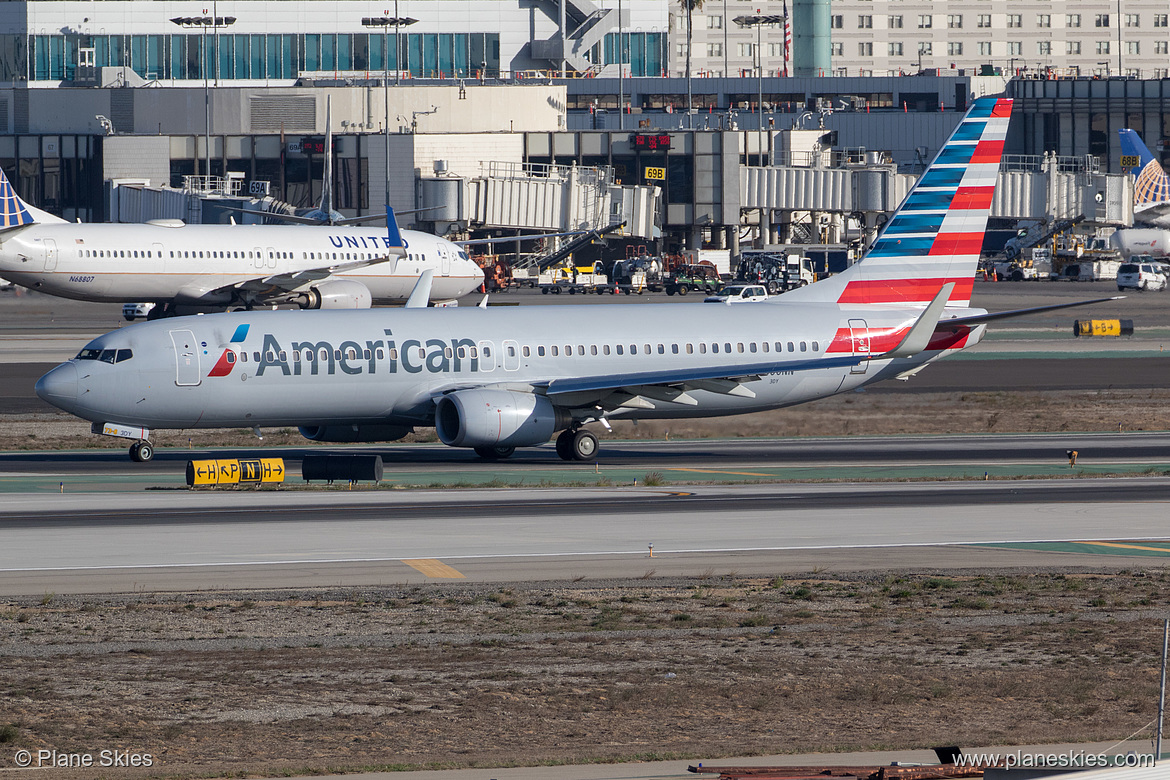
[882, 283, 953, 359]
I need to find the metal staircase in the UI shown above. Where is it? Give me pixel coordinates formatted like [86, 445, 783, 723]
[530, 0, 616, 74]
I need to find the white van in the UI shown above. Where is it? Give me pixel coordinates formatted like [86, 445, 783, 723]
[1117, 261, 1168, 291]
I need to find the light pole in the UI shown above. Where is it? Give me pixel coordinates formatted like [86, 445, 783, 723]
[362, 12, 419, 230]
[171, 15, 236, 183]
[734, 14, 783, 166]
[618, 0, 623, 131]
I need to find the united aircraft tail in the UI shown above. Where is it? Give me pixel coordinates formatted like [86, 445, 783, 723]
[783, 95, 1012, 308]
[1119, 128, 1170, 210]
[0, 165, 67, 228]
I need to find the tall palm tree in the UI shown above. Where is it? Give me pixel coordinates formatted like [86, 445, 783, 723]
[681, 0, 704, 126]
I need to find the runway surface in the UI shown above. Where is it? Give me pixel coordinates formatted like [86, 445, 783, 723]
[2, 284, 1170, 595]
[3, 477, 1170, 595]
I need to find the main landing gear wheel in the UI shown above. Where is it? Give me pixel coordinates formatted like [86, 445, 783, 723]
[474, 445, 516, 460]
[129, 440, 154, 462]
[556, 429, 598, 461]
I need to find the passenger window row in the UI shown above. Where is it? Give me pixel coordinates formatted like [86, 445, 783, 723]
[525, 340, 819, 358]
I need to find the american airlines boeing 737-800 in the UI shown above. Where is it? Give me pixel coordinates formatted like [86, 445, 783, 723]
[0, 167, 483, 312]
[35, 97, 1113, 462]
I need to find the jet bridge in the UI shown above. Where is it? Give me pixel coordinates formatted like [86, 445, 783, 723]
[739, 153, 1133, 249]
[419, 161, 659, 239]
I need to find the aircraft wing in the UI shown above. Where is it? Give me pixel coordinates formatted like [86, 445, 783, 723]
[212, 255, 397, 297]
[538, 354, 867, 410]
[537, 284, 953, 411]
[215, 205, 439, 226]
[455, 224, 624, 247]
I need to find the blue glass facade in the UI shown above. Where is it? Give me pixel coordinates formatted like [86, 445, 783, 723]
[23, 32, 500, 82]
[602, 32, 666, 77]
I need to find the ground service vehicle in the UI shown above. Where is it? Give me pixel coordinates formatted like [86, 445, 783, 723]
[665, 264, 722, 296]
[122, 302, 156, 321]
[705, 285, 769, 303]
[1117, 260, 1169, 291]
[737, 251, 816, 292]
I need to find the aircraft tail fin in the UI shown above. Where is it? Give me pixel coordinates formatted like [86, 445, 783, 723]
[1119, 129, 1170, 208]
[781, 96, 1012, 308]
[0, 164, 65, 227]
[320, 97, 334, 218]
[386, 205, 406, 257]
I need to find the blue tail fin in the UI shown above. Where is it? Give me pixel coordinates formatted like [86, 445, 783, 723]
[0, 165, 36, 228]
[386, 205, 406, 256]
[1119, 129, 1170, 208]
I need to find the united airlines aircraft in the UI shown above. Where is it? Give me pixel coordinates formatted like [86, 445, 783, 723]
[0, 168, 483, 312]
[35, 97, 1111, 462]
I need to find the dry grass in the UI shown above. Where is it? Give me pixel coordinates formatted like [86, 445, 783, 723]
[2, 572, 1168, 777]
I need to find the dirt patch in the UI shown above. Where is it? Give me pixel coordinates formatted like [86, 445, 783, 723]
[1, 573, 1166, 778]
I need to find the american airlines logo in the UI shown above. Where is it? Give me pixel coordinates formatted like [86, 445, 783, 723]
[209, 327, 487, 379]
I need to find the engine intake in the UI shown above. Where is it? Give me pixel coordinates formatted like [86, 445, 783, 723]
[435, 389, 568, 449]
[302, 279, 372, 309]
[298, 424, 413, 443]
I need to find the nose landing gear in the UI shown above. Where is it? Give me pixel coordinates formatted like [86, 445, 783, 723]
[129, 440, 154, 462]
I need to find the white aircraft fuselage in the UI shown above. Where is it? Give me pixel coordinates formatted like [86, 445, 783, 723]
[0, 222, 483, 306]
[43, 95, 1081, 464]
[35, 299, 987, 432]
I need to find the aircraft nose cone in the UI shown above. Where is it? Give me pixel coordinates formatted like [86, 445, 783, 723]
[35, 363, 78, 405]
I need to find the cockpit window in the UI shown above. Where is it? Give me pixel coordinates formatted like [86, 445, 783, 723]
[75, 347, 132, 363]
[458, 251, 470, 262]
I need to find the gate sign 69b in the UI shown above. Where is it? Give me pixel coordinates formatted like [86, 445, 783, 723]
[644, 166, 666, 181]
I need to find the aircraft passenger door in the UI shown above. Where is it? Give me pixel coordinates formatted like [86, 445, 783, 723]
[265, 246, 277, 270]
[169, 329, 202, 386]
[849, 319, 870, 374]
[152, 243, 166, 272]
[44, 238, 58, 271]
[502, 340, 520, 371]
[438, 245, 451, 276]
[253, 247, 264, 270]
[477, 340, 496, 372]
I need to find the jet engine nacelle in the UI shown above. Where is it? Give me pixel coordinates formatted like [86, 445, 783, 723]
[303, 279, 372, 309]
[434, 389, 569, 449]
[298, 424, 413, 442]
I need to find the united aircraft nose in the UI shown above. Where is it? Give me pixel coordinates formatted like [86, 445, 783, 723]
[35, 363, 78, 405]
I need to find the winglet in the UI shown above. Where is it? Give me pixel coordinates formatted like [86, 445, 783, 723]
[386, 205, 407, 257]
[881, 283, 954, 360]
[405, 269, 434, 308]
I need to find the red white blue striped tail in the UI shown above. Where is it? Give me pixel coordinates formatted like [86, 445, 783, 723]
[785, 96, 1011, 308]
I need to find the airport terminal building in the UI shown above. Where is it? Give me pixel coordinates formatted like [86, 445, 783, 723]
[0, 0, 1159, 253]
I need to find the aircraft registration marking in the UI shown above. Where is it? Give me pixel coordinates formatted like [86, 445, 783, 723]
[668, 468, 772, 477]
[402, 559, 466, 578]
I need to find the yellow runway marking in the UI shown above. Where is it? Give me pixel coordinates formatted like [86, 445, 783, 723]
[402, 559, 466, 578]
[669, 468, 773, 477]
[1074, 541, 1170, 554]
